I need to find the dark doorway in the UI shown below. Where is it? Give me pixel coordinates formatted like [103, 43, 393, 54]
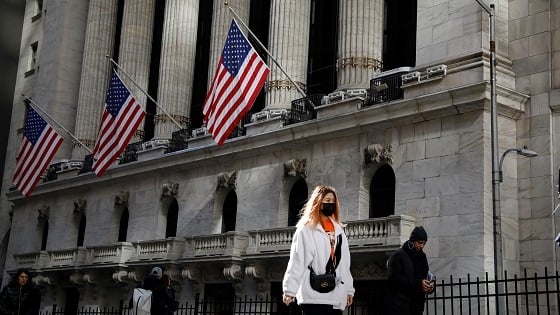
[64, 287, 80, 315]
[288, 178, 308, 226]
[204, 283, 234, 315]
[222, 190, 237, 232]
[166, 199, 179, 238]
[369, 164, 396, 218]
[118, 208, 129, 242]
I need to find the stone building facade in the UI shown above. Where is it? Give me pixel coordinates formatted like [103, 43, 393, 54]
[1, 0, 559, 312]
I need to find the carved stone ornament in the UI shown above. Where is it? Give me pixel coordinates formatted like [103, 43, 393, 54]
[33, 274, 52, 286]
[37, 205, 50, 222]
[217, 171, 237, 190]
[115, 191, 129, 207]
[365, 144, 393, 164]
[165, 267, 181, 283]
[284, 159, 307, 178]
[223, 264, 243, 281]
[161, 182, 179, 200]
[182, 266, 201, 282]
[69, 272, 83, 286]
[245, 264, 267, 280]
[112, 270, 129, 284]
[73, 199, 87, 215]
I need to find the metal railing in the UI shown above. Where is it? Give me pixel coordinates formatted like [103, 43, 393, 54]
[285, 95, 323, 125]
[38, 268, 560, 315]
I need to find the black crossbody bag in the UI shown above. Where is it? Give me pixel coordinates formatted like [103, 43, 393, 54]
[308, 234, 342, 293]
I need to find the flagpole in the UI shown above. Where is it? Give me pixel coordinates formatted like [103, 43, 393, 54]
[106, 56, 184, 131]
[22, 95, 93, 154]
[225, 2, 307, 99]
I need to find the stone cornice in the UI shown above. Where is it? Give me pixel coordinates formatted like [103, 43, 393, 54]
[7, 81, 528, 200]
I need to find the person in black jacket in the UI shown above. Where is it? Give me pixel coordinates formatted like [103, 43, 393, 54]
[385, 226, 434, 315]
[0, 269, 41, 315]
[151, 275, 178, 315]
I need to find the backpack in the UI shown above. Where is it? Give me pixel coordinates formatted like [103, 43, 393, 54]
[132, 288, 152, 315]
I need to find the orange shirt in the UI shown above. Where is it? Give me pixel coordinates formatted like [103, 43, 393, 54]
[322, 219, 335, 260]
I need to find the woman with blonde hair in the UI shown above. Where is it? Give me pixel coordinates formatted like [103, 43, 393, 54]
[282, 185, 354, 315]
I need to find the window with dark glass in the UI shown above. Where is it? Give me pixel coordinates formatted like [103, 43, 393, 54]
[369, 164, 396, 218]
[222, 190, 237, 232]
[288, 178, 308, 226]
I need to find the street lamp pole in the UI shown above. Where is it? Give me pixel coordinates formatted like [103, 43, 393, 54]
[474, 0, 500, 313]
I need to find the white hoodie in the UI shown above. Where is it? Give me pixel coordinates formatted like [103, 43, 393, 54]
[282, 218, 355, 310]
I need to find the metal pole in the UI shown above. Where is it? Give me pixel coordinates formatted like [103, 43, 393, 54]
[107, 56, 184, 131]
[225, 2, 307, 99]
[22, 95, 94, 154]
[474, 1, 502, 313]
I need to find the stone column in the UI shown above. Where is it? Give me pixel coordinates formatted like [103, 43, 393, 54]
[207, 0, 250, 86]
[72, 0, 119, 160]
[337, 0, 383, 90]
[118, 0, 156, 141]
[153, 0, 199, 140]
[265, 0, 311, 110]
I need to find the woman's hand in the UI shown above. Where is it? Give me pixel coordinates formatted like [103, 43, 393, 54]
[347, 295, 353, 306]
[282, 294, 294, 306]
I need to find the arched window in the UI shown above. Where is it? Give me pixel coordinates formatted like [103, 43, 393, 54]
[118, 208, 129, 242]
[165, 199, 178, 238]
[369, 164, 396, 218]
[288, 178, 308, 226]
[41, 220, 49, 250]
[77, 214, 86, 247]
[222, 190, 237, 232]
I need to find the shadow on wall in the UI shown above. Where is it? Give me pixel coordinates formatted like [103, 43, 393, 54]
[0, 0, 25, 193]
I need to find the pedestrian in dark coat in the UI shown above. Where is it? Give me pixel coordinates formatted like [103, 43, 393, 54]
[0, 269, 41, 315]
[151, 275, 178, 315]
[385, 226, 434, 315]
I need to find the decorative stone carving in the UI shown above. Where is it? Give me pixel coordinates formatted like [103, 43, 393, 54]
[37, 205, 49, 222]
[284, 159, 307, 178]
[164, 267, 181, 283]
[161, 182, 178, 199]
[73, 199, 87, 215]
[217, 171, 237, 190]
[181, 266, 200, 282]
[245, 264, 267, 280]
[127, 270, 142, 282]
[115, 191, 129, 207]
[69, 272, 83, 286]
[112, 270, 129, 284]
[82, 272, 96, 285]
[223, 264, 243, 281]
[365, 144, 393, 164]
[33, 274, 52, 286]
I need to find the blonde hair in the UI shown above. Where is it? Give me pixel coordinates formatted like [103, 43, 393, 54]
[296, 185, 343, 228]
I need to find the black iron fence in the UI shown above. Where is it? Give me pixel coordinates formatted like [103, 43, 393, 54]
[39, 269, 560, 315]
[425, 268, 560, 315]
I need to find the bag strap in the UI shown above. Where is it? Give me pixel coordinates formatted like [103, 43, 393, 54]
[325, 234, 343, 273]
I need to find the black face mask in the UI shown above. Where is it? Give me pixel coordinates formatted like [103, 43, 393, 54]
[321, 203, 336, 216]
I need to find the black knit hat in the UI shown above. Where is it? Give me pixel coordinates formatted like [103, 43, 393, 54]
[410, 226, 428, 242]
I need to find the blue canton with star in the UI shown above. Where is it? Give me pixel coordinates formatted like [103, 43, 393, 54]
[106, 71, 131, 118]
[222, 20, 251, 77]
[24, 106, 47, 145]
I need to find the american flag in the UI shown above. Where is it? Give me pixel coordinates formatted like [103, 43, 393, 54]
[13, 104, 64, 197]
[92, 70, 146, 176]
[203, 19, 270, 145]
